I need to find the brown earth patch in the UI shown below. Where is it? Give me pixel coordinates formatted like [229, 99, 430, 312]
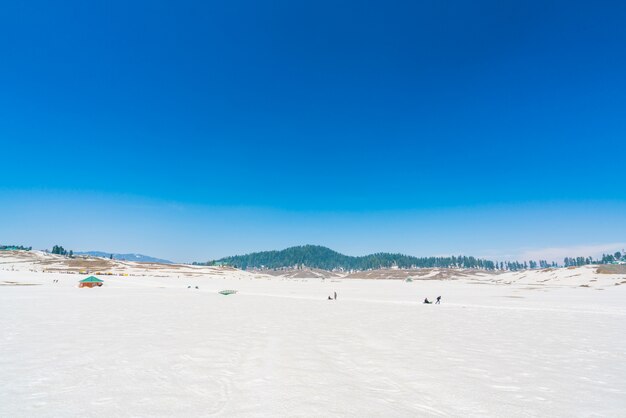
[597, 265, 626, 274]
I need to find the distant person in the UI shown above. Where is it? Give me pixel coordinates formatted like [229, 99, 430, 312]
[423, 298, 432, 304]
[435, 296, 441, 304]
[195, 286, 199, 289]
[334, 291, 337, 300]
[328, 296, 333, 300]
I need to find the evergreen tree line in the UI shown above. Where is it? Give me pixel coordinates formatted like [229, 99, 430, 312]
[563, 256, 594, 267]
[564, 252, 624, 267]
[204, 245, 496, 271]
[51, 245, 73, 258]
[495, 260, 557, 271]
[599, 252, 624, 264]
[200, 245, 626, 272]
[0, 244, 32, 251]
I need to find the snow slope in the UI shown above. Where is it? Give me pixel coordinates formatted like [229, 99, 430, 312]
[1, 256, 625, 417]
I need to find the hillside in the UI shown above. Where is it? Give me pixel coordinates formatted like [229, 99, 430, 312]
[0, 250, 249, 279]
[211, 245, 496, 270]
[74, 251, 172, 264]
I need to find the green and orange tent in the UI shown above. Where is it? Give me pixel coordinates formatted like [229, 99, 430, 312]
[79, 276, 104, 287]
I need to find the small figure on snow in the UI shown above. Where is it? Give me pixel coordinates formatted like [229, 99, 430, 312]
[423, 298, 432, 304]
[435, 296, 441, 304]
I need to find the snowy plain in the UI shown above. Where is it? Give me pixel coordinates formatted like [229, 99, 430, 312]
[1, 256, 625, 417]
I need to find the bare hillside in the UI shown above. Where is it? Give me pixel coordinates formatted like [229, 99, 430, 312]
[0, 250, 264, 279]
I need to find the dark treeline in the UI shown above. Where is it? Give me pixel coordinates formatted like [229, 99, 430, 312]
[0, 244, 32, 251]
[564, 251, 624, 267]
[599, 251, 624, 264]
[563, 257, 594, 267]
[50, 245, 73, 258]
[200, 245, 499, 271]
[196, 245, 626, 272]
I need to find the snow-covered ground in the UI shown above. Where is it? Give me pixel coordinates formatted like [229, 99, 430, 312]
[1, 255, 625, 417]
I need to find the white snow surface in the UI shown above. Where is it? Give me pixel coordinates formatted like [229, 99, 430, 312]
[1, 256, 626, 417]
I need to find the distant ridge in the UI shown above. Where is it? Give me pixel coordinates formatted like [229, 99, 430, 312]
[203, 245, 497, 271]
[75, 251, 173, 264]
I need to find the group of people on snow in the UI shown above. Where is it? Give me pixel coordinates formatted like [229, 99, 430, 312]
[423, 296, 441, 304]
[325, 291, 439, 304]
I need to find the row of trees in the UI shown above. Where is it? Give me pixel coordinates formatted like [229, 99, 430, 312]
[563, 257, 594, 267]
[204, 245, 626, 272]
[563, 252, 624, 267]
[51, 245, 73, 258]
[497, 260, 554, 271]
[208, 245, 500, 271]
[0, 245, 32, 251]
[599, 252, 624, 264]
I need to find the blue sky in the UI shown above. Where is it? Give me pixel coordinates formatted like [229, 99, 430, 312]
[1, 1, 625, 262]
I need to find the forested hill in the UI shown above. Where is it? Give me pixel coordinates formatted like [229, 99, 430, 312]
[206, 245, 497, 271]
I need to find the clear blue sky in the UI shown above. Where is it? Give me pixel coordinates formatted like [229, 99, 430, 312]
[1, 1, 625, 262]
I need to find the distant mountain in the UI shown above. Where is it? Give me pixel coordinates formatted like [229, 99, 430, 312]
[204, 245, 496, 271]
[75, 251, 173, 264]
